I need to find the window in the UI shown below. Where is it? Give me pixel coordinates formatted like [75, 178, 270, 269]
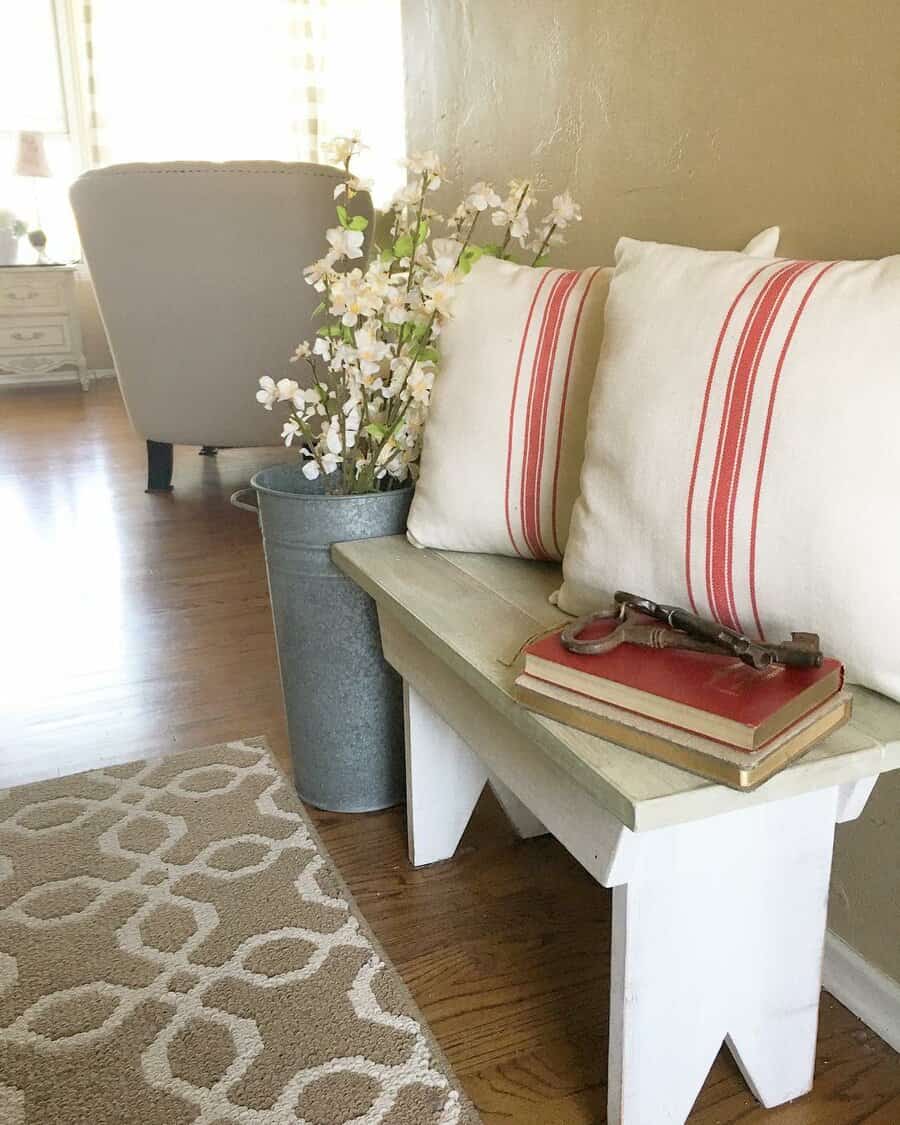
[1, 0, 82, 260]
[1, 0, 406, 265]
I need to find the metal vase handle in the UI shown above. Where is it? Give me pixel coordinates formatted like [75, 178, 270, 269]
[230, 488, 259, 517]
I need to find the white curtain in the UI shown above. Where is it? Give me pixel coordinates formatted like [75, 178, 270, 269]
[75, 0, 406, 205]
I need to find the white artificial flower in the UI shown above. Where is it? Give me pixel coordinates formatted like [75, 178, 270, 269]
[281, 419, 302, 446]
[293, 386, 327, 415]
[313, 336, 332, 362]
[383, 288, 410, 325]
[289, 341, 312, 363]
[450, 201, 472, 230]
[334, 174, 373, 200]
[405, 151, 445, 187]
[390, 180, 423, 210]
[320, 416, 344, 456]
[492, 207, 530, 243]
[465, 181, 501, 212]
[422, 273, 459, 317]
[301, 458, 321, 480]
[506, 178, 537, 211]
[321, 451, 341, 474]
[323, 135, 363, 166]
[406, 362, 435, 404]
[354, 324, 392, 377]
[431, 238, 462, 278]
[363, 258, 393, 298]
[330, 340, 359, 373]
[550, 189, 582, 227]
[303, 254, 337, 291]
[275, 378, 300, 402]
[329, 268, 381, 326]
[256, 375, 278, 410]
[325, 226, 365, 261]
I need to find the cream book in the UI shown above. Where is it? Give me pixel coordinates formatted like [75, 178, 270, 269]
[514, 672, 853, 790]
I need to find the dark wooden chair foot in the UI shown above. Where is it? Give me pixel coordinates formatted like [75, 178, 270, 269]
[146, 440, 174, 492]
[198, 445, 219, 456]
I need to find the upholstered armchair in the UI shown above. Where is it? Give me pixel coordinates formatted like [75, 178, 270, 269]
[70, 162, 373, 490]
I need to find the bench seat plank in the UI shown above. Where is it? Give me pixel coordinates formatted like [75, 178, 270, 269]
[332, 535, 893, 832]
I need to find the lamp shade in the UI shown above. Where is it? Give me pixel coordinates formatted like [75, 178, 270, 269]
[15, 132, 51, 178]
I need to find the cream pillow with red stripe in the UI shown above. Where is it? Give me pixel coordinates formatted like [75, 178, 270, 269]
[556, 237, 900, 699]
[408, 227, 780, 561]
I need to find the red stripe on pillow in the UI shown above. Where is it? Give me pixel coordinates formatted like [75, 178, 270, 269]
[550, 267, 605, 557]
[748, 261, 839, 638]
[505, 270, 552, 557]
[520, 270, 580, 558]
[721, 262, 814, 628]
[704, 262, 799, 627]
[684, 262, 776, 614]
[711, 262, 814, 630]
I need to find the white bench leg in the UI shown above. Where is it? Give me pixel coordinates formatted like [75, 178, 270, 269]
[488, 773, 548, 838]
[608, 786, 840, 1124]
[404, 683, 487, 866]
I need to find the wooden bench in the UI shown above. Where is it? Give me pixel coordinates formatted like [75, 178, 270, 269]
[332, 535, 900, 1125]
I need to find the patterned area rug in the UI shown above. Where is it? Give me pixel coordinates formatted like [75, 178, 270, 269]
[0, 739, 479, 1124]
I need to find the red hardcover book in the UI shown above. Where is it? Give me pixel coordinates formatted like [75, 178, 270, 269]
[523, 618, 843, 750]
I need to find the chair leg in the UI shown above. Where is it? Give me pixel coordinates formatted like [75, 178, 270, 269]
[198, 445, 218, 456]
[146, 440, 174, 492]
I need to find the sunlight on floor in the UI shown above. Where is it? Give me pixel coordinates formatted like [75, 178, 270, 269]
[0, 459, 124, 709]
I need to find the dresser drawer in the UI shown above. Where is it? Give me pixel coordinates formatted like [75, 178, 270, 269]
[0, 318, 72, 355]
[0, 275, 67, 314]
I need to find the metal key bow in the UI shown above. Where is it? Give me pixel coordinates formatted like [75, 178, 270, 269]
[561, 591, 823, 670]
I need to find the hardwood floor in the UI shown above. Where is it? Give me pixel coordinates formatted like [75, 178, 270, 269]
[1, 380, 897, 1123]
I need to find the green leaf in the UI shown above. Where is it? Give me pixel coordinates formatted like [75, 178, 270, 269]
[311, 300, 326, 318]
[393, 233, 414, 258]
[380, 249, 396, 266]
[348, 215, 369, 231]
[458, 244, 485, 275]
[336, 204, 350, 228]
[417, 346, 440, 364]
[479, 243, 502, 258]
[415, 219, 430, 245]
[365, 423, 388, 439]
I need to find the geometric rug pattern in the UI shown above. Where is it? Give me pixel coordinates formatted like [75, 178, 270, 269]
[0, 739, 479, 1124]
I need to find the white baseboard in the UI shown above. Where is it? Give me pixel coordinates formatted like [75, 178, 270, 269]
[823, 931, 900, 1050]
[0, 367, 116, 389]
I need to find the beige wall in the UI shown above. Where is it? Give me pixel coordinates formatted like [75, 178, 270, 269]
[402, 0, 900, 982]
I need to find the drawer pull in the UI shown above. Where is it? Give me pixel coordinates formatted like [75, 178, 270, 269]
[11, 330, 44, 342]
[4, 290, 40, 301]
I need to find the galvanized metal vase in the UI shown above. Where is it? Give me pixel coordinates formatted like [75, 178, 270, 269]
[232, 465, 413, 812]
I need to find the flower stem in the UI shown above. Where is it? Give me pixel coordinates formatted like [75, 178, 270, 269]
[530, 221, 557, 267]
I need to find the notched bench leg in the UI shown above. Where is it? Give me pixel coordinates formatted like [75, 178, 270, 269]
[608, 786, 842, 1124]
[403, 683, 487, 866]
[488, 773, 548, 839]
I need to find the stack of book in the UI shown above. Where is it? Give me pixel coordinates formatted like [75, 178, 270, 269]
[515, 617, 850, 789]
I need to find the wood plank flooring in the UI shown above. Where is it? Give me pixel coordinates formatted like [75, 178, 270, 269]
[1, 380, 897, 1123]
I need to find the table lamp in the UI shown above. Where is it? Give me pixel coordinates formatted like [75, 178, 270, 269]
[15, 131, 52, 264]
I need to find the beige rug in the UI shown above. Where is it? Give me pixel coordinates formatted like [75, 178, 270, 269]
[0, 739, 479, 1124]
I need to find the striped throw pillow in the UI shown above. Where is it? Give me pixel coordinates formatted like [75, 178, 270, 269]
[556, 237, 900, 699]
[408, 227, 781, 561]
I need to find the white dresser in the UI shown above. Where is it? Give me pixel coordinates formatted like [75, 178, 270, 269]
[0, 265, 89, 390]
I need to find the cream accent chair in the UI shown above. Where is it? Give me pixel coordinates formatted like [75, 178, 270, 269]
[70, 162, 373, 490]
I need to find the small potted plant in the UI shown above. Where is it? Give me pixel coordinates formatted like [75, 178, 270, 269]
[0, 210, 28, 266]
